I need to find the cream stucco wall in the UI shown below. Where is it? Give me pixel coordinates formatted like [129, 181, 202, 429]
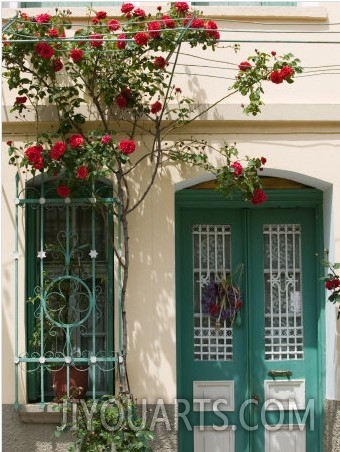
[2, 1, 340, 413]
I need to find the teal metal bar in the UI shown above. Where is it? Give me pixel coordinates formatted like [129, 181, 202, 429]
[14, 174, 19, 410]
[39, 175, 46, 407]
[91, 183, 97, 399]
[117, 201, 122, 355]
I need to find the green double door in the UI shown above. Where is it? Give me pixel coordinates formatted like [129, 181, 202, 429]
[176, 192, 324, 452]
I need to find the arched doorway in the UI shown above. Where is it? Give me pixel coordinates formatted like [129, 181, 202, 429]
[176, 178, 325, 452]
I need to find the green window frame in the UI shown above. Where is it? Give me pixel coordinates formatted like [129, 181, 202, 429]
[20, 2, 120, 7]
[24, 177, 115, 403]
[193, 2, 296, 6]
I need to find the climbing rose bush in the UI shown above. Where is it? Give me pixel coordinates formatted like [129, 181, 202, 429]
[2, 2, 302, 200]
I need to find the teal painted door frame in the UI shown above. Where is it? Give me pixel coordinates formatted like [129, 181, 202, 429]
[175, 189, 325, 452]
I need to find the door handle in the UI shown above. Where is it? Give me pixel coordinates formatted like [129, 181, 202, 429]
[267, 370, 293, 379]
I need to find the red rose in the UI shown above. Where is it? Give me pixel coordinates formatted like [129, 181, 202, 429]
[57, 184, 71, 198]
[116, 94, 128, 109]
[101, 135, 112, 144]
[239, 61, 252, 71]
[90, 33, 103, 48]
[204, 20, 220, 39]
[50, 141, 66, 160]
[174, 2, 190, 15]
[325, 279, 340, 290]
[95, 11, 107, 20]
[121, 3, 134, 14]
[134, 32, 149, 46]
[25, 145, 43, 164]
[119, 139, 136, 155]
[162, 15, 175, 29]
[269, 71, 283, 84]
[148, 21, 161, 39]
[175, 87, 182, 94]
[280, 65, 294, 80]
[15, 96, 27, 104]
[69, 134, 84, 148]
[117, 34, 127, 50]
[35, 13, 51, 23]
[231, 161, 243, 176]
[76, 166, 88, 180]
[33, 157, 44, 170]
[271, 51, 277, 56]
[108, 19, 120, 31]
[251, 188, 267, 205]
[70, 48, 84, 62]
[47, 28, 59, 38]
[6, 141, 12, 146]
[133, 8, 146, 18]
[35, 42, 54, 59]
[51, 58, 63, 72]
[261, 157, 267, 165]
[153, 56, 167, 69]
[188, 18, 205, 29]
[150, 101, 162, 115]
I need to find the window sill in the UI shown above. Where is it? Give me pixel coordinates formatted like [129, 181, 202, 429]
[18, 403, 63, 424]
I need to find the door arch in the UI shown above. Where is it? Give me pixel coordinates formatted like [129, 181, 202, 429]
[175, 183, 325, 452]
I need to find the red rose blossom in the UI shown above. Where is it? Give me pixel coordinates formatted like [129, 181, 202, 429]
[261, 157, 267, 165]
[57, 184, 71, 198]
[35, 13, 51, 23]
[174, 2, 189, 15]
[231, 161, 243, 176]
[121, 3, 134, 14]
[6, 141, 12, 146]
[271, 51, 277, 56]
[95, 11, 107, 20]
[116, 94, 128, 109]
[35, 42, 54, 59]
[70, 48, 84, 62]
[162, 15, 175, 28]
[47, 28, 59, 38]
[51, 58, 63, 72]
[15, 96, 27, 104]
[33, 157, 44, 170]
[119, 139, 136, 155]
[269, 71, 284, 84]
[280, 65, 294, 80]
[133, 8, 146, 18]
[101, 135, 112, 145]
[239, 61, 252, 71]
[25, 145, 43, 164]
[204, 20, 220, 39]
[76, 166, 88, 180]
[90, 33, 103, 48]
[148, 21, 162, 39]
[117, 34, 127, 50]
[188, 18, 205, 29]
[108, 19, 120, 31]
[50, 141, 66, 160]
[153, 56, 167, 69]
[251, 188, 267, 205]
[325, 279, 340, 290]
[69, 134, 84, 148]
[150, 101, 162, 114]
[134, 32, 149, 46]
